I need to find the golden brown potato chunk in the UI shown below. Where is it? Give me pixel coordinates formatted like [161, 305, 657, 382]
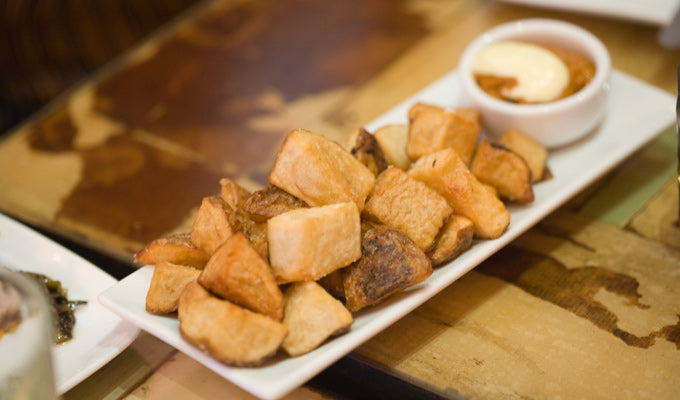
[268, 202, 362, 284]
[268, 129, 376, 210]
[407, 102, 442, 120]
[241, 184, 307, 223]
[237, 217, 269, 261]
[343, 222, 432, 312]
[188, 192, 268, 259]
[498, 129, 549, 182]
[363, 166, 452, 251]
[219, 177, 252, 210]
[134, 233, 210, 269]
[146, 261, 201, 314]
[427, 215, 474, 267]
[470, 139, 534, 204]
[178, 282, 288, 366]
[317, 269, 345, 301]
[373, 124, 410, 170]
[198, 233, 284, 321]
[343, 127, 388, 176]
[190, 196, 240, 255]
[282, 281, 353, 357]
[407, 103, 480, 165]
[409, 148, 510, 239]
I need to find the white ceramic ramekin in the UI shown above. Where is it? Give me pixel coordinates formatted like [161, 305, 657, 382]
[458, 18, 611, 148]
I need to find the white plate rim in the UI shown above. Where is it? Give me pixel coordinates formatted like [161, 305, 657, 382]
[0, 213, 140, 394]
[496, 0, 680, 26]
[99, 67, 675, 400]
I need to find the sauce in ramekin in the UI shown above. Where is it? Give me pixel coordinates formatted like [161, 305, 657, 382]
[472, 40, 595, 104]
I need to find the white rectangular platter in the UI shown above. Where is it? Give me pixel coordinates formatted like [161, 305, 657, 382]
[497, 0, 680, 26]
[99, 68, 675, 400]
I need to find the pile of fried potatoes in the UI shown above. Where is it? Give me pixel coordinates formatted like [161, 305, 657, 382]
[135, 102, 549, 366]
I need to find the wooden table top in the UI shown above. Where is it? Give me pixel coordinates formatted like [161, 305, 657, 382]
[1, 0, 679, 399]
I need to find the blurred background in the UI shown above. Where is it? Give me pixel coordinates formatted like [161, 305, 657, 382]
[0, 0, 201, 133]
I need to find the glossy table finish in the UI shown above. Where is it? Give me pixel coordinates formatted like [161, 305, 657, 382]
[1, 0, 679, 399]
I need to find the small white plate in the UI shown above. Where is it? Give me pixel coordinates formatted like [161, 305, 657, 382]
[0, 213, 139, 395]
[100, 68, 675, 400]
[497, 0, 680, 26]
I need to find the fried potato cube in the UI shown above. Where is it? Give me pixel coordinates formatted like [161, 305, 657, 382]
[268, 129, 376, 210]
[470, 139, 534, 203]
[427, 215, 474, 267]
[192, 181, 269, 259]
[453, 108, 482, 126]
[190, 196, 240, 255]
[407, 102, 442, 120]
[343, 222, 432, 312]
[238, 218, 269, 261]
[482, 182, 498, 198]
[343, 127, 388, 176]
[407, 103, 480, 165]
[282, 281, 353, 357]
[178, 281, 288, 366]
[317, 269, 345, 301]
[241, 184, 307, 223]
[198, 233, 284, 320]
[373, 124, 410, 170]
[409, 148, 510, 239]
[498, 129, 549, 182]
[134, 233, 210, 269]
[219, 177, 252, 210]
[146, 261, 201, 314]
[363, 166, 452, 251]
[268, 202, 361, 284]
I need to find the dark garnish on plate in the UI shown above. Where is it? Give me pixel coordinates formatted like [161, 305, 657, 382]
[22, 271, 87, 344]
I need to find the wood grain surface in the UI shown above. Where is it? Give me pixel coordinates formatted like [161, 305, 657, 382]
[357, 210, 680, 399]
[1, 0, 678, 260]
[0, 0, 202, 132]
[1, 0, 679, 399]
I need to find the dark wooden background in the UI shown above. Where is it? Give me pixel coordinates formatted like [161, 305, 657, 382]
[0, 0, 201, 133]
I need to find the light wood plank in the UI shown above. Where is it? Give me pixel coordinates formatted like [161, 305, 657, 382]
[357, 211, 680, 399]
[63, 332, 176, 400]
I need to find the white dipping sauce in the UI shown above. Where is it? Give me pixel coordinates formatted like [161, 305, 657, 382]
[471, 41, 569, 103]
